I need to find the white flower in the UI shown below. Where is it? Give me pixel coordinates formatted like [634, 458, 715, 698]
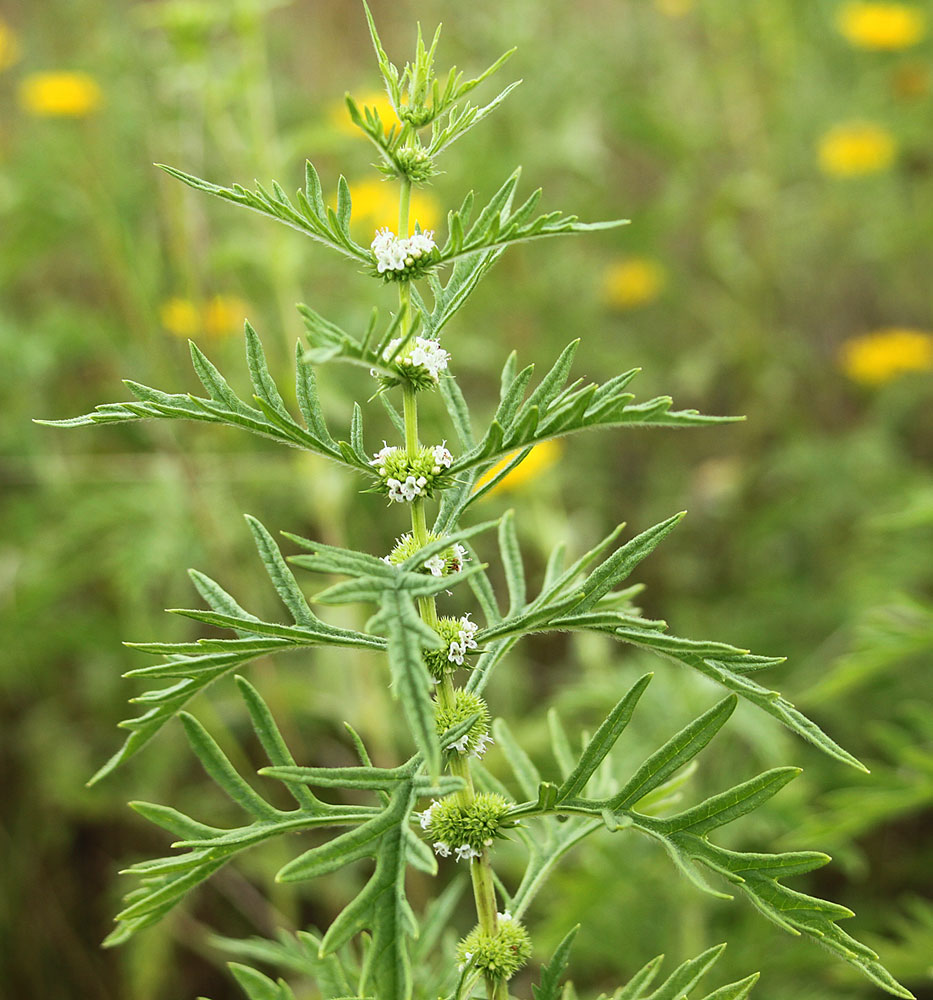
[457, 951, 473, 972]
[447, 614, 479, 664]
[497, 910, 513, 923]
[433, 840, 451, 857]
[371, 443, 396, 463]
[386, 475, 428, 504]
[446, 734, 470, 754]
[408, 230, 436, 256]
[455, 843, 481, 862]
[450, 543, 467, 572]
[424, 554, 446, 576]
[419, 801, 437, 830]
[371, 228, 437, 275]
[472, 734, 494, 759]
[378, 336, 450, 382]
[431, 442, 453, 468]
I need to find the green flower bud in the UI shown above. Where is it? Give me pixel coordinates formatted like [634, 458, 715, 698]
[399, 105, 434, 128]
[369, 443, 454, 502]
[421, 792, 512, 860]
[456, 914, 532, 981]
[435, 689, 492, 758]
[380, 143, 436, 184]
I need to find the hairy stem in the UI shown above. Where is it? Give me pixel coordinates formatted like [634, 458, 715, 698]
[396, 150, 501, 998]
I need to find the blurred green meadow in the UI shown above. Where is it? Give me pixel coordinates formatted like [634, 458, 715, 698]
[2, 1, 932, 998]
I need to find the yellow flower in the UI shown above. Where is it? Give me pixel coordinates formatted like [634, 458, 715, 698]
[836, 3, 925, 50]
[839, 328, 933, 385]
[19, 72, 103, 117]
[654, 0, 695, 16]
[817, 122, 896, 176]
[203, 295, 247, 337]
[474, 440, 563, 496]
[602, 257, 665, 310]
[345, 177, 441, 233]
[160, 298, 201, 338]
[333, 90, 400, 137]
[160, 296, 247, 339]
[0, 19, 21, 71]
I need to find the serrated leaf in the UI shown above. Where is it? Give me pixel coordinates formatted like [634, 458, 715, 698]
[370, 589, 443, 780]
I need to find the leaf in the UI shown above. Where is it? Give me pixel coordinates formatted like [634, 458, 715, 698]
[106, 712, 376, 947]
[448, 355, 738, 482]
[642, 945, 726, 1000]
[210, 929, 356, 1000]
[234, 677, 321, 812]
[318, 784, 418, 1000]
[608, 696, 737, 811]
[532, 924, 579, 1000]
[179, 713, 281, 820]
[276, 789, 410, 882]
[556, 674, 653, 803]
[229, 963, 295, 1000]
[572, 513, 685, 613]
[498, 510, 526, 615]
[244, 516, 319, 628]
[602, 769, 911, 997]
[437, 169, 629, 266]
[369, 589, 444, 780]
[38, 327, 352, 467]
[157, 163, 369, 262]
[610, 628, 867, 773]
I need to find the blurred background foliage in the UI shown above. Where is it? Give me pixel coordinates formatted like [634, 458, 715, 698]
[2, 1, 932, 998]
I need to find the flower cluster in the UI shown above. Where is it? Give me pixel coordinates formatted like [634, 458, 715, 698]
[374, 335, 450, 391]
[455, 915, 532, 982]
[384, 531, 467, 576]
[435, 689, 493, 758]
[382, 142, 436, 183]
[419, 792, 512, 861]
[371, 227, 438, 281]
[370, 442, 454, 502]
[423, 614, 479, 678]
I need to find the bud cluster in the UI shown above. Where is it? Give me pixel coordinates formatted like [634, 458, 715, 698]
[419, 792, 512, 861]
[374, 335, 450, 392]
[381, 142, 436, 184]
[370, 442, 454, 503]
[423, 614, 479, 677]
[371, 227, 439, 281]
[435, 689, 492, 758]
[384, 531, 467, 577]
[456, 913, 532, 982]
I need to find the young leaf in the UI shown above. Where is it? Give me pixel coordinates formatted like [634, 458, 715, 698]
[228, 963, 296, 1000]
[532, 924, 579, 1000]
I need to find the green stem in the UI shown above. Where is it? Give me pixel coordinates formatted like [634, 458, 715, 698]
[394, 141, 503, 999]
[402, 382, 420, 456]
[399, 177, 412, 237]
